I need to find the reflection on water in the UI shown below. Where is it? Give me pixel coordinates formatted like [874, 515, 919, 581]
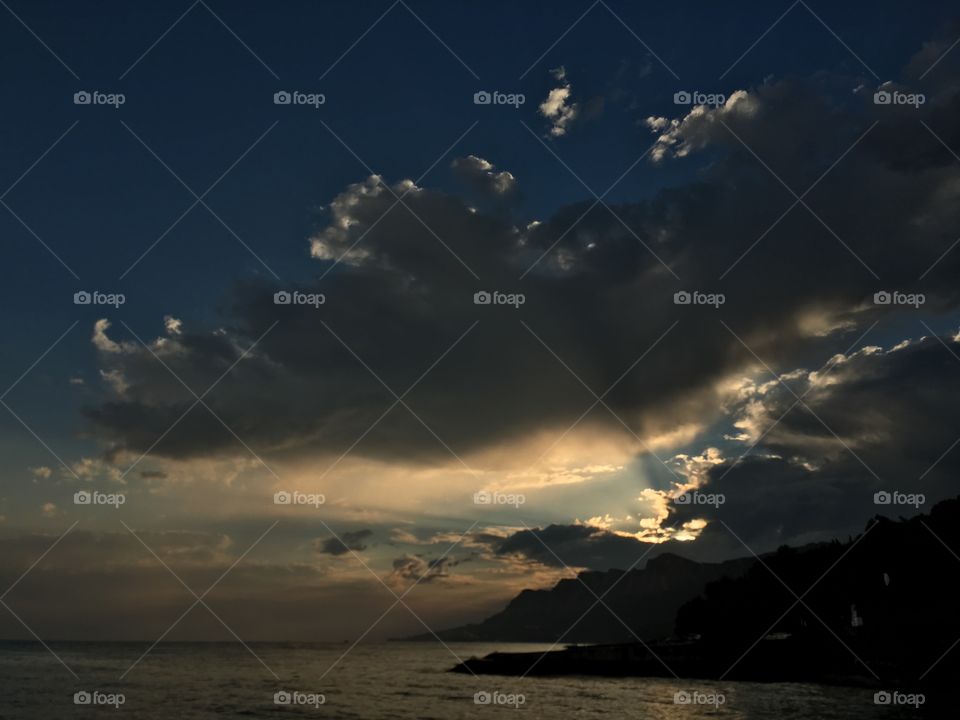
[0, 641, 928, 718]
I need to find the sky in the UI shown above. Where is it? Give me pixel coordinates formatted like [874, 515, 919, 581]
[2, 0, 960, 648]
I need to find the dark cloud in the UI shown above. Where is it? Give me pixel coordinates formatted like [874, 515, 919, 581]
[495, 523, 650, 571]
[478, 330, 960, 565]
[450, 155, 517, 202]
[81, 37, 960, 478]
[668, 335, 960, 551]
[315, 528, 373, 556]
[138, 469, 168, 480]
[388, 553, 465, 585]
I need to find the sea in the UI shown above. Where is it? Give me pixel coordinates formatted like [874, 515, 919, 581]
[0, 641, 928, 718]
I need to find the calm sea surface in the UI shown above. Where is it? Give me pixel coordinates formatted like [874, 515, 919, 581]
[0, 641, 925, 718]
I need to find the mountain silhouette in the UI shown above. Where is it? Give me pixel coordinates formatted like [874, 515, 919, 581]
[444, 496, 960, 696]
[403, 553, 753, 643]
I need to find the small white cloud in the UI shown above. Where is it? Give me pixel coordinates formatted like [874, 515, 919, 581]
[164, 315, 183, 336]
[69, 457, 124, 485]
[539, 66, 579, 137]
[92, 318, 123, 353]
[29, 466, 53, 479]
[645, 116, 669, 131]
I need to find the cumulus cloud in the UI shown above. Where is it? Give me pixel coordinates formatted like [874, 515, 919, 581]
[645, 90, 761, 161]
[539, 66, 579, 137]
[68, 456, 124, 484]
[92, 318, 124, 354]
[164, 315, 183, 336]
[451, 155, 517, 200]
[660, 333, 960, 551]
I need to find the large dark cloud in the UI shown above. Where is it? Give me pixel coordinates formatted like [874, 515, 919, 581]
[478, 333, 960, 569]
[83, 34, 960, 472]
[668, 335, 960, 550]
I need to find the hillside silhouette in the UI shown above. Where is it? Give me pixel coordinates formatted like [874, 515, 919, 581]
[404, 554, 753, 643]
[448, 497, 960, 693]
